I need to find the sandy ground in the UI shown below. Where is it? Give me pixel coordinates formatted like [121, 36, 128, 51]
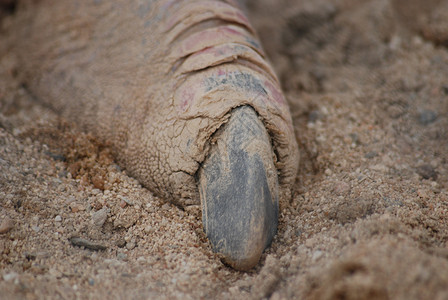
[1, 0, 448, 299]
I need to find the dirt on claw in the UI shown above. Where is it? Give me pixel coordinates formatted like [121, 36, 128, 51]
[199, 106, 279, 271]
[2, 0, 448, 299]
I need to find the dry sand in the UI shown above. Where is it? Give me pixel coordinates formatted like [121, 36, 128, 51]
[1, 0, 448, 299]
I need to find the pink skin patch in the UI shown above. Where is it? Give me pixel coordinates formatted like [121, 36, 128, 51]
[263, 80, 286, 106]
[222, 26, 244, 37]
[180, 87, 195, 111]
[194, 27, 241, 49]
[217, 69, 226, 76]
[163, 1, 253, 34]
[198, 45, 232, 58]
[176, 26, 253, 58]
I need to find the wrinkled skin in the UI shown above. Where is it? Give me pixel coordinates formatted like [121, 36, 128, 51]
[6, 0, 299, 206]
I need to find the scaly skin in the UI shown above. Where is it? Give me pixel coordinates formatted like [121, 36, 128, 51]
[7, 0, 299, 269]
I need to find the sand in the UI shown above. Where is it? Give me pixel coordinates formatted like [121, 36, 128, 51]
[1, 0, 448, 299]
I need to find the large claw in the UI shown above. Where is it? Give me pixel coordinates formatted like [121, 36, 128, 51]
[198, 105, 279, 271]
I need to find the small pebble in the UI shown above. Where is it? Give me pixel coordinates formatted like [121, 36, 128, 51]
[416, 164, 437, 180]
[104, 259, 125, 267]
[0, 217, 14, 234]
[65, 196, 76, 204]
[92, 208, 109, 227]
[418, 110, 437, 125]
[120, 196, 133, 206]
[116, 238, 126, 248]
[312, 250, 324, 261]
[349, 133, 360, 145]
[88, 278, 95, 286]
[144, 225, 153, 234]
[69, 237, 107, 251]
[388, 105, 404, 119]
[417, 189, 429, 200]
[308, 110, 321, 123]
[305, 238, 315, 248]
[70, 203, 85, 213]
[3, 272, 18, 282]
[49, 268, 62, 278]
[364, 151, 378, 159]
[126, 241, 136, 250]
[58, 170, 68, 178]
[55, 215, 62, 222]
[333, 181, 350, 196]
[137, 256, 146, 264]
[45, 151, 66, 161]
[24, 252, 37, 260]
[117, 252, 128, 261]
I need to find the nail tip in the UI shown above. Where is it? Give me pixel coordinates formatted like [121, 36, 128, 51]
[199, 106, 279, 270]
